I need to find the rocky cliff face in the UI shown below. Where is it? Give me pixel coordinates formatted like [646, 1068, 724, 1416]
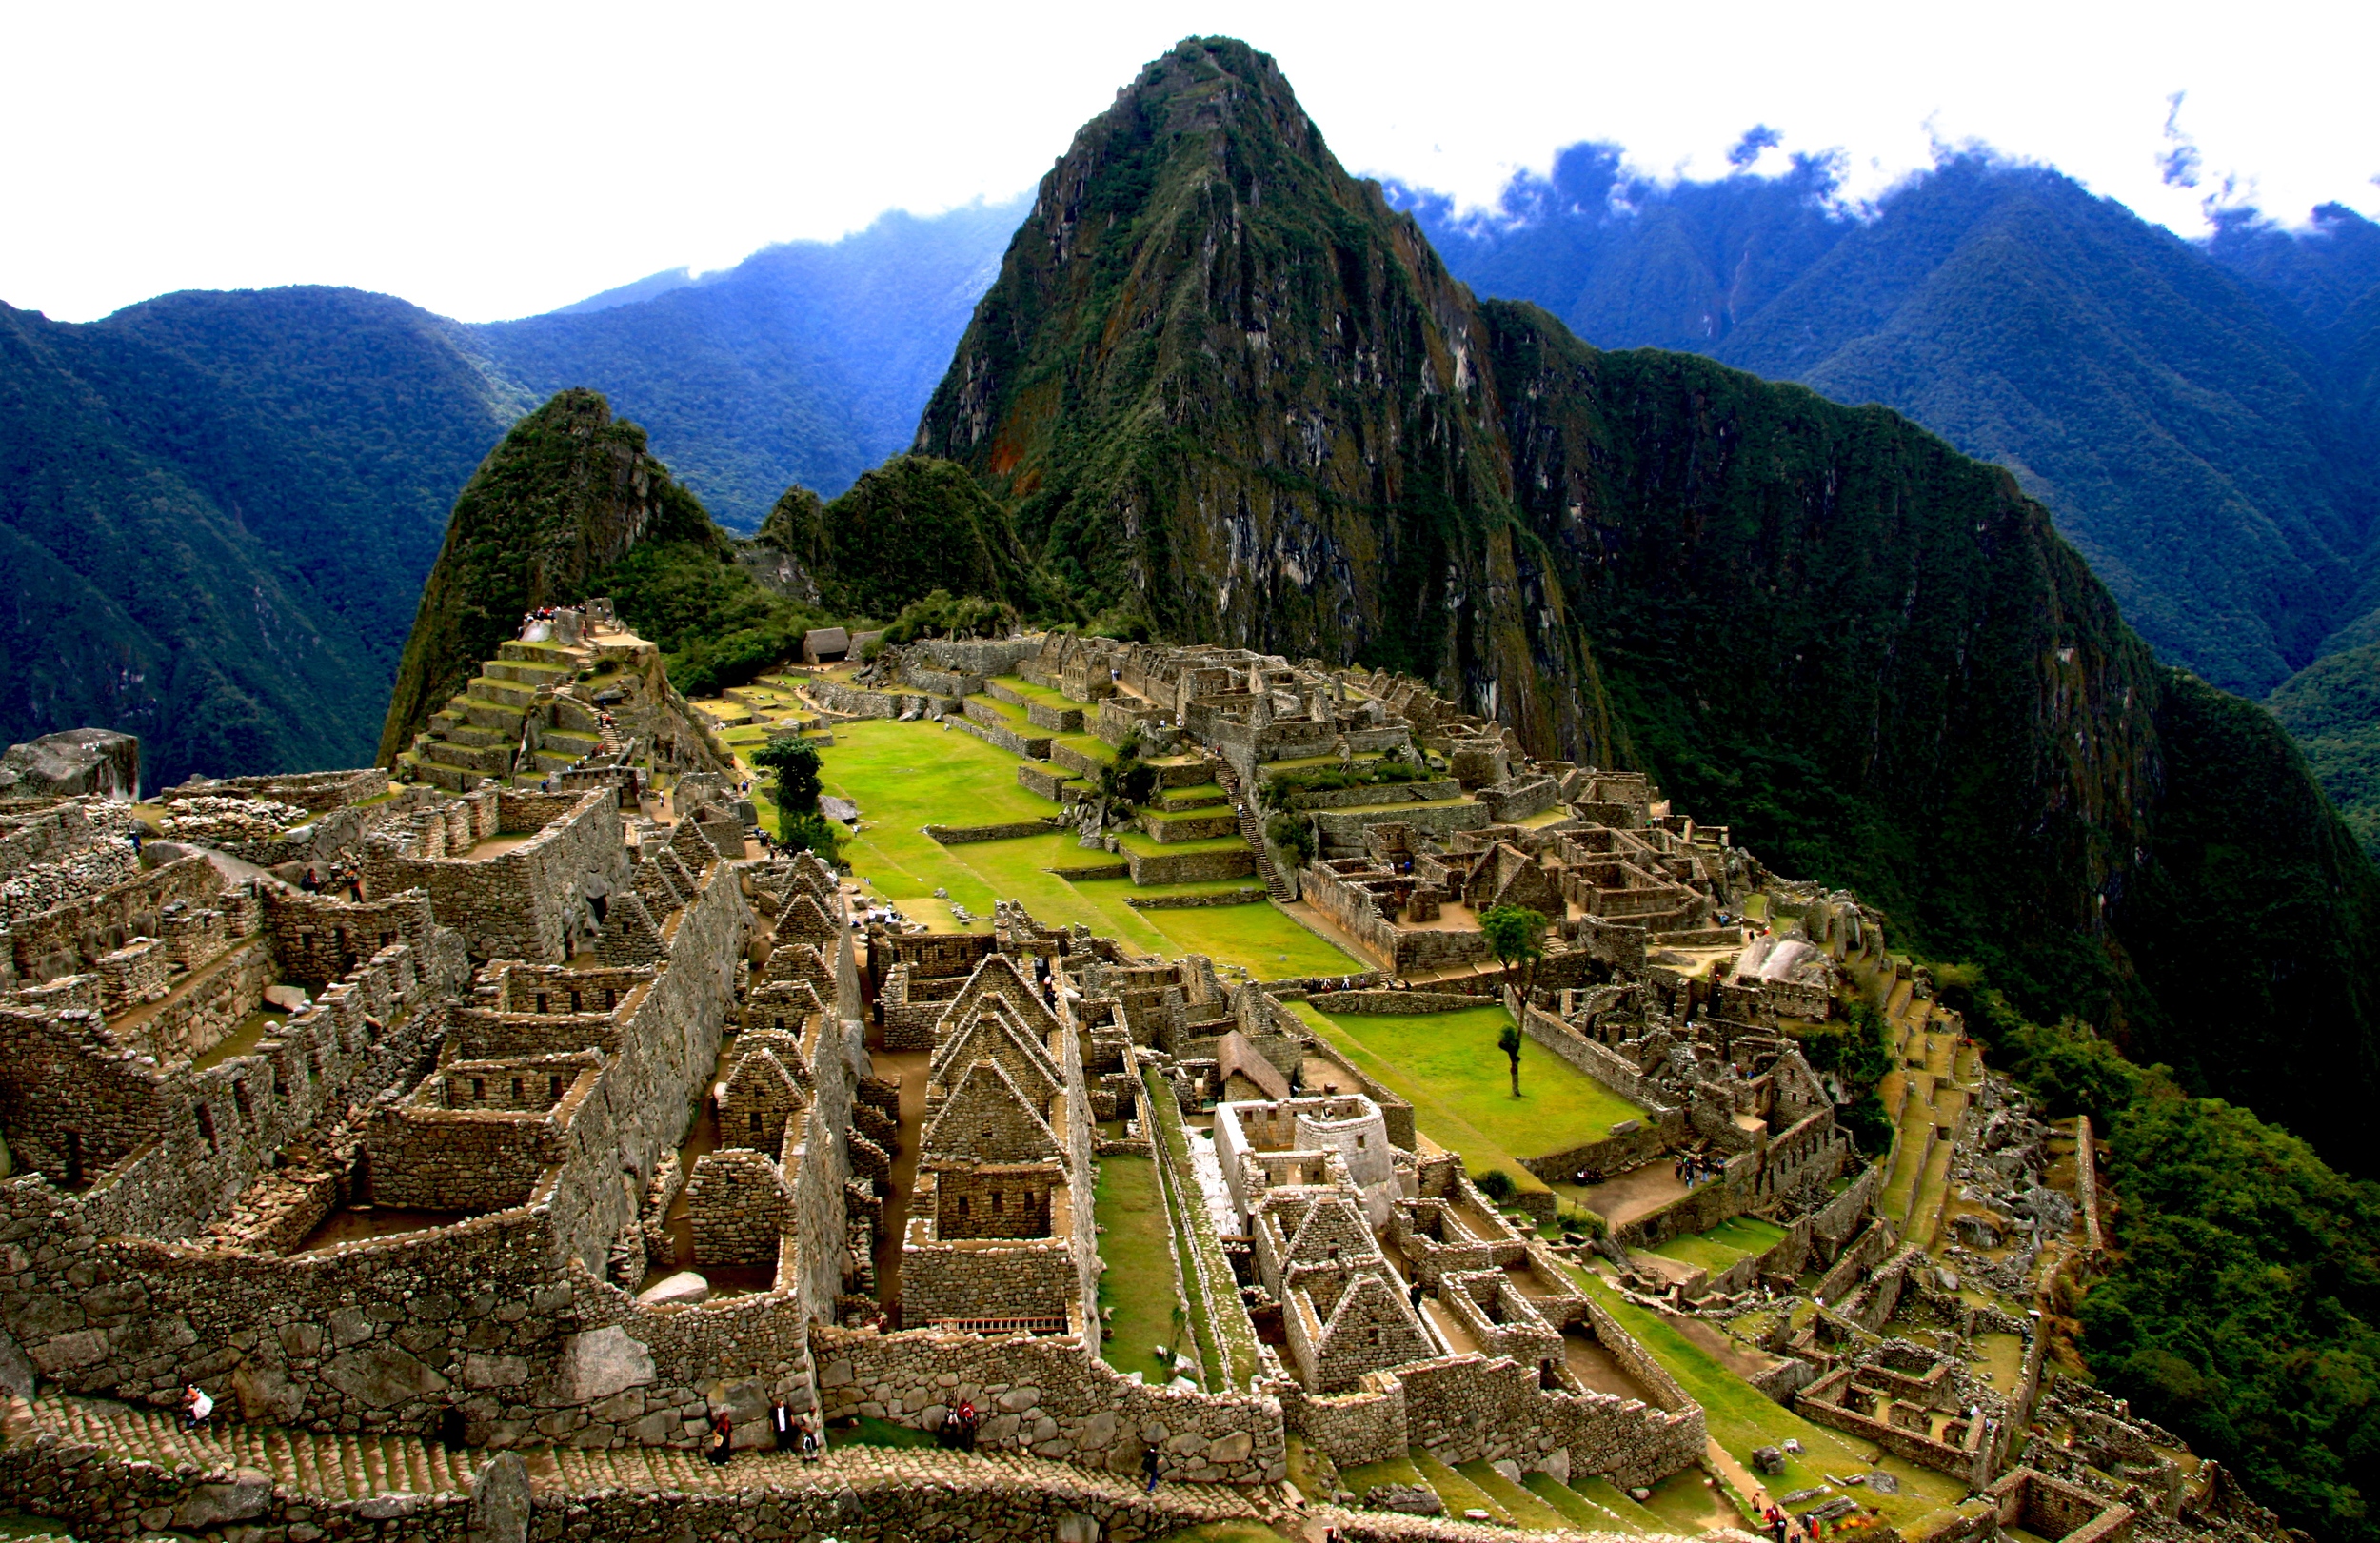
[918, 37, 2380, 1167]
[377, 389, 710, 762]
[915, 40, 1613, 762]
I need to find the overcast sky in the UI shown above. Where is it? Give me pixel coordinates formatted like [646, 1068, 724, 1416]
[5, 0, 2373, 325]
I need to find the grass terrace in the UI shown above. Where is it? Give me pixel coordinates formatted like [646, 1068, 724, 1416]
[1555, 1258, 1972, 1532]
[809, 720, 1361, 979]
[1646, 1213, 1789, 1274]
[1094, 1154, 1183, 1387]
[1287, 1001, 1650, 1202]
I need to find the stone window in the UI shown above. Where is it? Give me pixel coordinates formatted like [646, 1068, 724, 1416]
[570, 989, 583, 1012]
[605, 987, 618, 1008]
[549, 1075, 564, 1100]
[775, 1016, 786, 1033]
[232, 1080, 252, 1121]
[749, 1111, 763, 1134]
[535, 993, 549, 1014]
[511, 1077, 526, 1102]
[64, 1131, 83, 1187]
[956, 1195, 970, 1217]
[195, 1103, 217, 1153]
[471, 1078, 486, 1101]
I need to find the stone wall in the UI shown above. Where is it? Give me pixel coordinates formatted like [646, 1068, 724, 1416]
[361, 790, 627, 964]
[925, 820, 1063, 845]
[1391, 1352, 1703, 1492]
[5, 855, 222, 984]
[686, 1146, 792, 1268]
[1122, 846, 1255, 885]
[812, 1324, 1288, 1483]
[262, 889, 438, 985]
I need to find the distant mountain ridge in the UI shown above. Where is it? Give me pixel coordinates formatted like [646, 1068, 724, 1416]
[0, 202, 1024, 785]
[1395, 149, 2380, 699]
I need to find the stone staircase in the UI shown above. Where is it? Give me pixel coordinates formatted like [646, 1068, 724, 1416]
[29, 1391, 486, 1498]
[19, 1391, 1273, 1522]
[401, 640, 602, 792]
[1209, 756, 1295, 902]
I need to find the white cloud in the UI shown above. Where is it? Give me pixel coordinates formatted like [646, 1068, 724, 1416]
[2, 0, 2371, 323]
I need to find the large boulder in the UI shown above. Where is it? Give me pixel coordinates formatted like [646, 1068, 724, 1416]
[0, 730, 140, 800]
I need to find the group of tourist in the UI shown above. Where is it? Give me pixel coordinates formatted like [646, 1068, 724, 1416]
[1758, 1500, 1887, 1539]
[298, 863, 362, 901]
[1675, 1150, 1719, 1188]
[935, 1398, 980, 1450]
[703, 1400, 824, 1465]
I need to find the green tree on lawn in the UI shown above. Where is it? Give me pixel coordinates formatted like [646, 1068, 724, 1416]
[1480, 904, 1549, 1002]
[750, 732, 838, 858]
[1497, 1021, 1525, 1098]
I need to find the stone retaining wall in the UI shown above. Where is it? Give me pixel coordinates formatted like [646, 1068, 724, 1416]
[925, 821, 1063, 845]
[1123, 847, 1254, 885]
[1122, 889, 1269, 910]
[812, 1325, 1287, 1483]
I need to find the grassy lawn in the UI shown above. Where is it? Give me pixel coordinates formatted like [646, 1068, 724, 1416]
[799, 720, 1357, 978]
[1288, 1002, 1650, 1189]
[1095, 1155, 1183, 1386]
[1648, 1214, 1790, 1273]
[1554, 1259, 1972, 1532]
[986, 674, 1083, 712]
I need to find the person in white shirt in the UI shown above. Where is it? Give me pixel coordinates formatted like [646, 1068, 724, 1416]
[182, 1384, 213, 1430]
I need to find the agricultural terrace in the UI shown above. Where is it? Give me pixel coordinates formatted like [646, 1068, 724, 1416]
[807, 718, 1361, 980]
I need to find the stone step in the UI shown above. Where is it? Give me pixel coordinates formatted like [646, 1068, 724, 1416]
[421, 738, 513, 774]
[399, 752, 480, 794]
[439, 722, 511, 749]
[453, 697, 530, 734]
[468, 677, 543, 709]
[484, 658, 578, 686]
[498, 639, 585, 663]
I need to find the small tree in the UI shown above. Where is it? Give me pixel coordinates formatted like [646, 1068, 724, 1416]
[1264, 812, 1316, 867]
[1497, 1021, 1525, 1098]
[751, 732, 823, 821]
[1479, 904, 1549, 1001]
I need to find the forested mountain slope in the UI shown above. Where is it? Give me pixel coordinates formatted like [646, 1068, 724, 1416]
[470, 199, 1026, 529]
[0, 289, 523, 785]
[0, 205, 1023, 781]
[1402, 153, 2380, 701]
[917, 35, 2380, 1175]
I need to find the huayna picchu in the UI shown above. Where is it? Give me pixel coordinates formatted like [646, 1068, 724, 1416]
[0, 34, 2372, 1543]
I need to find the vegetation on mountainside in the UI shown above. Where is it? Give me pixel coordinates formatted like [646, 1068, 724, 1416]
[1481, 307, 2380, 1182]
[761, 454, 1059, 621]
[1944, 974, 2380, 1543]
[1788, 999, 1895, 1157]
[0, 289, 520, 785]
[2269, 640, 2380, 858]
[1405, 151, 2380, 702]
[915, 37, 1613, 762]
[875, 590, 1020, 651]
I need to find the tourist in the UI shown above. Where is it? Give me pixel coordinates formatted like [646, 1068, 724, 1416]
[952, 1397, 979, 1452]
[772, 1398, 794, 1451]
[1408, 1278, 1424, 1311]
[707, 1409, 733, 1465]
[301, 866, 321, 893]
[1141, 1444, 1162, 1492]
[181, 1383, 212, 1431]
[801, 1414, 823, 1460]
[129, 827, 142, 856]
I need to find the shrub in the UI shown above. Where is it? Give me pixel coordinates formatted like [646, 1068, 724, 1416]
[1264, 812, 1316, 865]
[778, 811, 843, 863]
[1475, 1168, 1517, 1203]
